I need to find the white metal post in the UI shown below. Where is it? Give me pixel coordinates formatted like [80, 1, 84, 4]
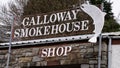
[108, 36, 112, 68]
[6, 16, 14, 68]
[98, 2, 104, 68]
[98, 34, 102, 68]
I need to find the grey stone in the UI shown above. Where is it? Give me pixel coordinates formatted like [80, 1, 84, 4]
[89, 65, 94, 68]
[32, 56, 43, 62]
[89, 60, 97, 64]
[87, 48, 93, 53]
[36, 62, 41, 66]
[81, 64, 89, 68]
[32, 48, 39, 55]
[80, 49, 87, 53]
[0, 55, 4, 59]
[40, 61, 47, 66]
[25, 52, 33, 57]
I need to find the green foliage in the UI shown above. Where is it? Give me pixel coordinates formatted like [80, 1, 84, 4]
[91, 0, 104, 4]
[103, 18, 120, 32]
[90, 0, 120, 32]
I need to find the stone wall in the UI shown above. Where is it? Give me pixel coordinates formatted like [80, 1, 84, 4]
[0, 42, 108, 68]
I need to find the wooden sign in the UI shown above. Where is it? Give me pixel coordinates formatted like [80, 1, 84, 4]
[13, 8, 94, 41]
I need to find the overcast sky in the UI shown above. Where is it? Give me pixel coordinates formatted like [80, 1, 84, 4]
[0, 0, 10, 5]
[110, 0, 120, 18]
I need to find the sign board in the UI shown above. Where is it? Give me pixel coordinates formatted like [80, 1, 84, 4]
[13, 8, 94, 41]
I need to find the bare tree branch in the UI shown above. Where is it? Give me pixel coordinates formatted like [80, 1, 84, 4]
[0, 0, 27, 42]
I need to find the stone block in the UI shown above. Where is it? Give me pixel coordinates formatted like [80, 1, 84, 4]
[101, 65, 107, 68]
[89, 65, 94, 68]
[12, 49, 20, 55]
[15, 54, 23, 58]
[27, 62, 31, 67]
[89, 60, 97, 64]
[79, 45, 87, 49]
[22, 49, 32, 53]
[0, 55, 4, 59]
[87, 48, 94, 53]
[0, 50, 7, 55]
[84, 53, 93, 58]
[0, 59, 6, 63]
[25, 52, 33, 57]
[20, 62, 28, 67]
[32, 56, 43, 62]
[102, 43, 107, 51]
[78, 59, 89, 64]
[94, 46, 98, 52]
[60, 60, 71, 65]
[102, 55, 107, 60]
[81, 64, 89, 68]
[36, 62, 41, 66]
[30, 62, 36, 66]
[32, 48, 39, 55]
[0, 63, 6, 68]
[80, 49, 87, 53]
[14, 66, 21, 68]
[69, 54, 77, 60]
[40, 61, 47, 66]
[101, 60, 107, 65]
[19, 57, 32, 63]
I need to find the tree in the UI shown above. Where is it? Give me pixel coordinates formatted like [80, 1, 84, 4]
[90, 0, 120, 32]
[0, 0, 27, 42]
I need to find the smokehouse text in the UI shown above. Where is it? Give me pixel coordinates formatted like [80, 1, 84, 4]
[14, 9, 90, 39]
